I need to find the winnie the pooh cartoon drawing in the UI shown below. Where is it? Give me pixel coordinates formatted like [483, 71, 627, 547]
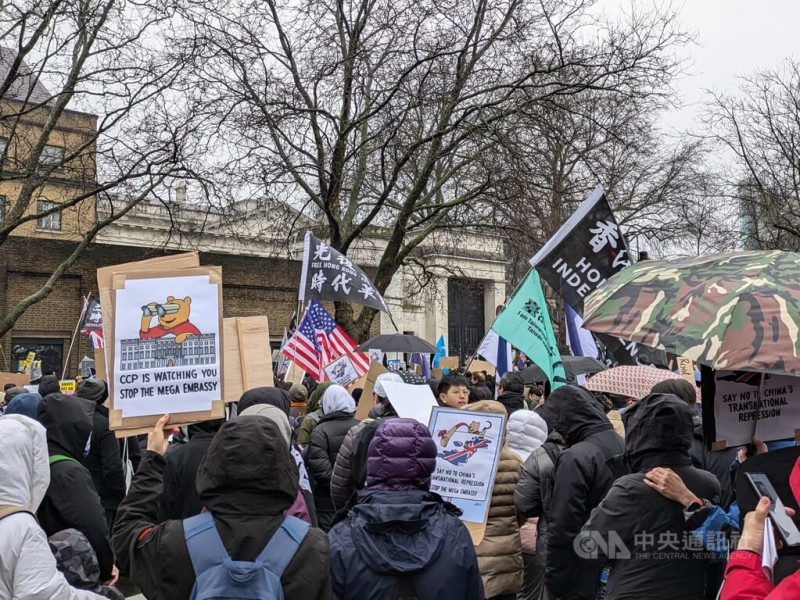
[139, 296, 200, 344]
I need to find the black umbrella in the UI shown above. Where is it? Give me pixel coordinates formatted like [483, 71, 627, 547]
[521, 355, 606, 385]
[355, 333, 438, 354]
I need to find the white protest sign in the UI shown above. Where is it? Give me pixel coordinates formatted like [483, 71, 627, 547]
[381, 380, 438, 426]
[713, 371, 800, 447]
[323, 354, 360, 388]
[114, 275, 221, 417]
[428, 407, 505, 523]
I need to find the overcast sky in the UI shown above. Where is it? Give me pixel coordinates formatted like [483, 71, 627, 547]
[627, 0, 800, 134]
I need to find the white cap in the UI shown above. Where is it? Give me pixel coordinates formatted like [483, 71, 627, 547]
[374, 372, 403, 398]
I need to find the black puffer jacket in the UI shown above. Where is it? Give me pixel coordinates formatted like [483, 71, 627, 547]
[580, 394, 720, 600]
[79, 380, 126, 512]
[37, 393, 114, 581]
[113, 417, 331, 600]
[540, 385, 624, 600]
[308, 410, 359, 530]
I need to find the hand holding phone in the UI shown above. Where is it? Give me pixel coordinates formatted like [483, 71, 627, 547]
[745, 472, 800, 547]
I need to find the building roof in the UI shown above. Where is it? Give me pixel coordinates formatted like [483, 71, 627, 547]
[0, 47, 53, 105]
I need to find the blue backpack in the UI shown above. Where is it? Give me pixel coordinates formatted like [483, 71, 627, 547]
[183, 512, 309, 600]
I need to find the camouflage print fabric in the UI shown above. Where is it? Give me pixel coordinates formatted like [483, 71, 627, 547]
[583, 250, 800, 377]
[48, 529, 124, 600]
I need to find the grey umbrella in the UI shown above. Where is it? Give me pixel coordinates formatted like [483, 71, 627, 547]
[355, 333, 438, 354]
[521, 355, 606, 384]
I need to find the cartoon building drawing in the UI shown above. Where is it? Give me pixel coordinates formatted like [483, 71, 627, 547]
[119, 333, 216, 371]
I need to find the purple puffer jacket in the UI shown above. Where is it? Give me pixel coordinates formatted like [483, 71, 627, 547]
[365, 419, 437, 491]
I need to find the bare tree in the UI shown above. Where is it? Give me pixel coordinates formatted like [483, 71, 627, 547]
[0, 0, 204, 338]
[181, 0, 689, 340]
[705, 59, 800, 251]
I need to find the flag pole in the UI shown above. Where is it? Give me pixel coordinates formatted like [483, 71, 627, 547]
[63, 295, 89, 379]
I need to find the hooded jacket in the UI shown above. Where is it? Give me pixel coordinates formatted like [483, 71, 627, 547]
[36, 393, 114, 582]
[329, 419, 483, 600]
[506, 409, 548, 463]
[0, 414, 106, 599]
[307, 385, 358, 530]
[157, 418, 224, 521]
[497, 390, 526, 417]
[238, 386, 291, 416]
[465, 400, 524, 598]
[4, 392, 42, 419]
[113, 418, 331, 600]
[580, 394, 720, 600]
[79, 380, 127, 513]
[297, 382, 332, 445]
[540, 385, 624, 600]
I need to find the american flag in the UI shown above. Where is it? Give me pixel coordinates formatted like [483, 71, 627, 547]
[281, 300, 368, 381]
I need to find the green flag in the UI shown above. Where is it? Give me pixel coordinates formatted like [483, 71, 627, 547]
[492, 270, 567, 389]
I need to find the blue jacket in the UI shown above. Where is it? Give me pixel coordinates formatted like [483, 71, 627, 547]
[329, 490, 483, 600]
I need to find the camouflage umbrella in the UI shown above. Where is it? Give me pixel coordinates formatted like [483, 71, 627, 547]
[583, 250, 800, 377]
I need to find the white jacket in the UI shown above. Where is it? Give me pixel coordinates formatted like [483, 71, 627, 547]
[0, 415, 104, 600]
[506, 409, 548, 462]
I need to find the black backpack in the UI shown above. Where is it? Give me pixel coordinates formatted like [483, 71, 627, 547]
[349, 418, 390, 490]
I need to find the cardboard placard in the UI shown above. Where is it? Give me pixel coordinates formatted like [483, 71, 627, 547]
[323, 354, 361, 388]
[59, 380, 77, 395]
[356, 360, 388, 420]
[432, 368, 444, 380]
[439, 356, 459, 370]
[0, 372, 30, 389]
[677, 356, 696, 385]
[467, 359, 496, 376]
[427, 407, 506, 545]
[222, 316, 274, 402]
[285, 361, 305, 386]
[104, 264, 225, 435]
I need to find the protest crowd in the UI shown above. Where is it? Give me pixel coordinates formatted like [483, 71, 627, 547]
[3, 199, 800, 600]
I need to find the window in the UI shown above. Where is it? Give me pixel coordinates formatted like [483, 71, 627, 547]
[39, 144, 64, 167]
[36, 201, 61, 230]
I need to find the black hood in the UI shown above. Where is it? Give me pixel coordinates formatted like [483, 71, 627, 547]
[540, 385, 612, 446]
[623, 393, 694, 472]
[37, 393, 94, 459]
[188, 418, 225, 438]
[77, 379, 109, 405]
[238, 387, 290, 416]
[38, 375, 61, 397]
[497, 390, 525, 415]
[196, 417, 297, 516]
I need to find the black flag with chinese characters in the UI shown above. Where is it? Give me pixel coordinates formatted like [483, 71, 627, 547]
[298, 232, 390, 314]
[529, 187, 640, 366]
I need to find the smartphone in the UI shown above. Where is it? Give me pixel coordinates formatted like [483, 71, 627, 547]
[745, 472, 800, 547]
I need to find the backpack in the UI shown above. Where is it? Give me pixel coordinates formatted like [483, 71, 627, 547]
[349, 418, 387, 490]
[585, 435, 627, 482]
[183, 512, 309, 600]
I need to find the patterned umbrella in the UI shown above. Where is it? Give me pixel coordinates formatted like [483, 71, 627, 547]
[584, 366, 695, 401]
[583, 250, 800, 377]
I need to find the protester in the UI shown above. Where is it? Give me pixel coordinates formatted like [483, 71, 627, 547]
[496, 371, 526, 416]
[579, 393, 720, 600]
[48, 529, 125, 600]
[113, 414, 331, 599]
[307, 384, 358, 530]
[652, 378, 737, 508]
[330, 372, 402, 510]
[465, 400, 523, 600]
[719, 497, 800, 600]
[539, 384, 624, 600]
[329, 418, 484, 599]
[238, 385, 291, 415]
[78, 379, 126, 531]
[157, 417, 225, 521]
[36, 393, 115, 584]
[38, 374, 61, 397]
[468, 370, 493, 402]
[3, 391, 42, 419]
[289, 383, 308, 423]
[4, 385, 28, 405]
[297, 382, 331, 446]
[506, 409, 548, 600]
[437, 373, 470, 408]
[0, 414, 110, 599]
[514, 428, 566, 600]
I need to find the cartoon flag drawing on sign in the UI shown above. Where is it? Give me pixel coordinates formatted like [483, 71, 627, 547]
[298, 232, 390, 314]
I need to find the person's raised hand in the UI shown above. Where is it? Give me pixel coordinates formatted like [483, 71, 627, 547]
[146, 414, 178, 455]
[738, 438, 769, 464]
[644, 467, 699, 508]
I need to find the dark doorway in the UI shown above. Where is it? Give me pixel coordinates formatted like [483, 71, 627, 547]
[11, 337, 64, 378]
[447, 279, 485, 361]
